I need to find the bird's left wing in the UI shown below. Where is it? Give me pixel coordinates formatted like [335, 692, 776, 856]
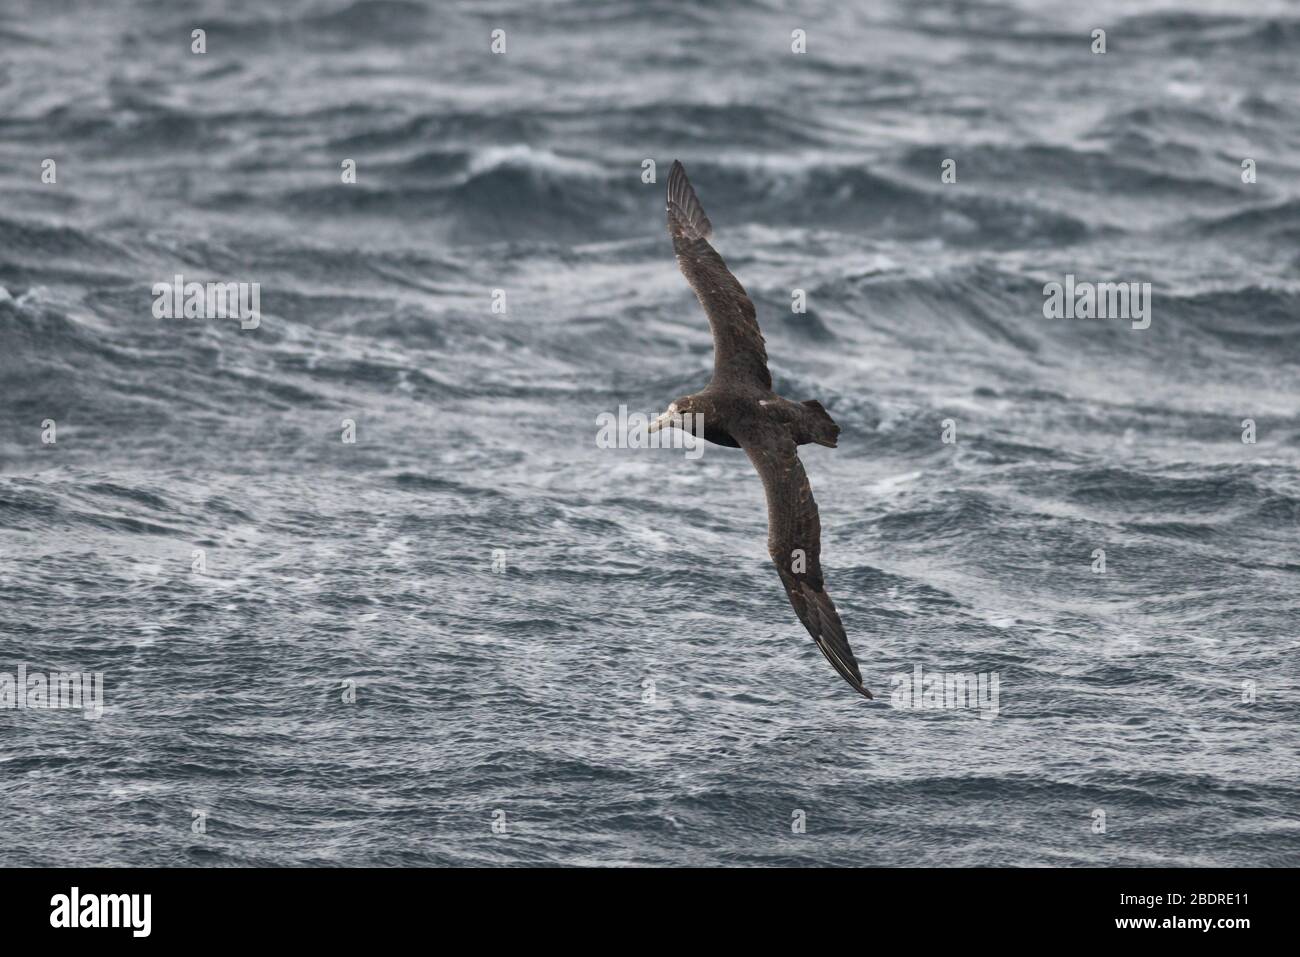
[738, 430, 872, 699]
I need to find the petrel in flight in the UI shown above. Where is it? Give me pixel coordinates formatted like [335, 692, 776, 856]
[648, 160, 871, 699]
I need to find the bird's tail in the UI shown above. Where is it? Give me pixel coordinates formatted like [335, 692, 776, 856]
[801, 399, 840, 448]
[666, 160, 714, 241]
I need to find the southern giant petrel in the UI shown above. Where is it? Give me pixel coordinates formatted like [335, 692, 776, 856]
[648, 160, 872, 700]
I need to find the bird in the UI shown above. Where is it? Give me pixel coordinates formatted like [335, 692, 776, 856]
[648, 160, 872, 700]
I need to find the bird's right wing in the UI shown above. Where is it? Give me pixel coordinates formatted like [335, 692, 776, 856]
[739, 429, 871, 699]
[666, 160, 772, 390]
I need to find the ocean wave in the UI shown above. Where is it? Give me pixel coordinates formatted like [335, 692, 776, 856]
[154, 0, 436, 48]
[1195, 199, 1300, 243]
[1115, 12, 1300, 54]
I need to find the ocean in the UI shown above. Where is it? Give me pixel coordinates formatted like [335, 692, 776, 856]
[1, 0, 1297, 866]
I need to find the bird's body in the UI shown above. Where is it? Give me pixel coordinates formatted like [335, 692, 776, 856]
[649, 160, 871, 700]
[660, 387, 838, 450]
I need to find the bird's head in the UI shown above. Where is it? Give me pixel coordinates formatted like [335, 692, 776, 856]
[648, 396, 701, 434]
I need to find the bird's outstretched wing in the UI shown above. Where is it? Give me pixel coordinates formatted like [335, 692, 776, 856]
[739, 430, 871, 699]
[666, 160, 772, 390]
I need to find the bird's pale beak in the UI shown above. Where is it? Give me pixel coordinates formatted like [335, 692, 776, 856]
[648, 410, 676, 434]
[648, 405, 680, 434]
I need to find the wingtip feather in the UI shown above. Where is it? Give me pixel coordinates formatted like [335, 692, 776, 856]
[666, 159, 713, 241]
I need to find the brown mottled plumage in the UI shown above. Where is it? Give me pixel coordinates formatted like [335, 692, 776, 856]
[649, 160, 870, 700]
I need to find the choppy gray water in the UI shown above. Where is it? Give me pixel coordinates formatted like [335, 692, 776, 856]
[1, 0, 1298, 866]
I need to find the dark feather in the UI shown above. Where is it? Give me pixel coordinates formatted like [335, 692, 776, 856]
[740, 432, 872, 699]
[666, 160, 772, 390]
